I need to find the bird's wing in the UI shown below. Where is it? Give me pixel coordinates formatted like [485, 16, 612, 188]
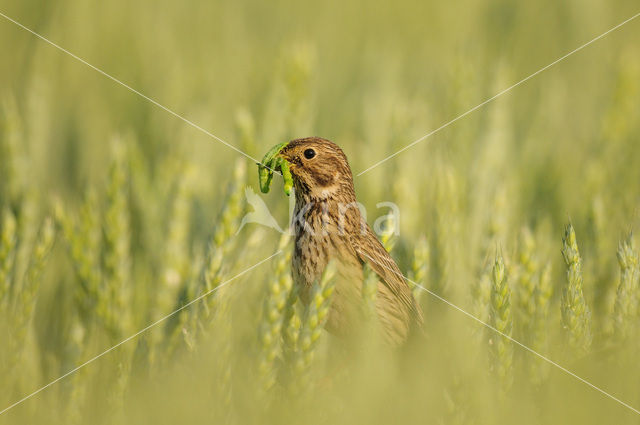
[349, 225, 424, 325]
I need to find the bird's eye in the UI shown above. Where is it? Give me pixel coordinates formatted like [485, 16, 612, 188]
[303, 148, 316, 159]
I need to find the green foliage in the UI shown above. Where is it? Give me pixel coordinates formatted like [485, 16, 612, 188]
[407, 235, 429, 304]
[1, 2, 640, 424]
[529, 263, 553, 384]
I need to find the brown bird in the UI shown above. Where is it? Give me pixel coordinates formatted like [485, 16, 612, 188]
[271, 137, 423, 346]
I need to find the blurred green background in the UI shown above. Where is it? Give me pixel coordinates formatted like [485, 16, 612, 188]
[1, 0, 639, 424]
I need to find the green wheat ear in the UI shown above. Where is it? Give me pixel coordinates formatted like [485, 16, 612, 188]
[258, 141, 293, 195]
[257, 233, 293, 391]
[613, 233, 639, 340]
[0, 208, 17, 304]
[489, 252, 513, 390]
[561, 223, 592, 354]
[291, 261, 336, 393]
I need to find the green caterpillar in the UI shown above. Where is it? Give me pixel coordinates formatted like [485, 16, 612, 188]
[258, 141, 293, 196]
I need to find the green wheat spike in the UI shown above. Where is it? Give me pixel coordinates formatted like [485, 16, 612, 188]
[54, 192, 103, 322]
[433, 163, 460, 300]
[281, 261, 301, 366]
[165, 251, 204, 357]
[19, 217, 55, 312]
[473, 264, 493, 327]
[613, 233, 639, 341]
[197, 158, 247, 335]
[561, 223, 592, 355]
[0, 208, 17, 305]
[292, 261, 336, 393]
[213, 159, 247, 247]
[160, 168, 194, 308]
[489, 252, 513, 390]
[9, 217, 55, 371]
[530, 263, 553, 385]
[516, 227, 538, 343]
[103, 141, 134, 341]
[148, 167, 194, 367]
[379, 211, 398, 253]
[258, 233, 292, 391]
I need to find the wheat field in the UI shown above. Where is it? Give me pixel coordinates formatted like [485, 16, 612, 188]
[1, 1, 640, 424]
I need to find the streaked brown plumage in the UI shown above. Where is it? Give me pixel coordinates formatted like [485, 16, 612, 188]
[278, 137, 423, 345]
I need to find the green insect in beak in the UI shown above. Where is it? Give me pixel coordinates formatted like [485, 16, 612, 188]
[258, 141, 293, 196]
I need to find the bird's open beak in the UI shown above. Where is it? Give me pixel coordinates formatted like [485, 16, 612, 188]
[258, 141, 293, 196]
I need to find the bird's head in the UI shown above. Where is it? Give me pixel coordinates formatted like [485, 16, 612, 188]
[259, 137, 355, 201]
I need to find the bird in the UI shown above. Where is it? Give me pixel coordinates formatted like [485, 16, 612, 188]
[263, 136, 423, 346]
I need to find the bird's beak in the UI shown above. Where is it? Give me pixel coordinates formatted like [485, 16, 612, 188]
[258, 141, 293, 196]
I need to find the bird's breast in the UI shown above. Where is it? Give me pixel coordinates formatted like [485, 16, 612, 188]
[291, 202, 362, 304]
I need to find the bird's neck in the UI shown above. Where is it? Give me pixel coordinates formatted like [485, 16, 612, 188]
[292, 186, 363, 238]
